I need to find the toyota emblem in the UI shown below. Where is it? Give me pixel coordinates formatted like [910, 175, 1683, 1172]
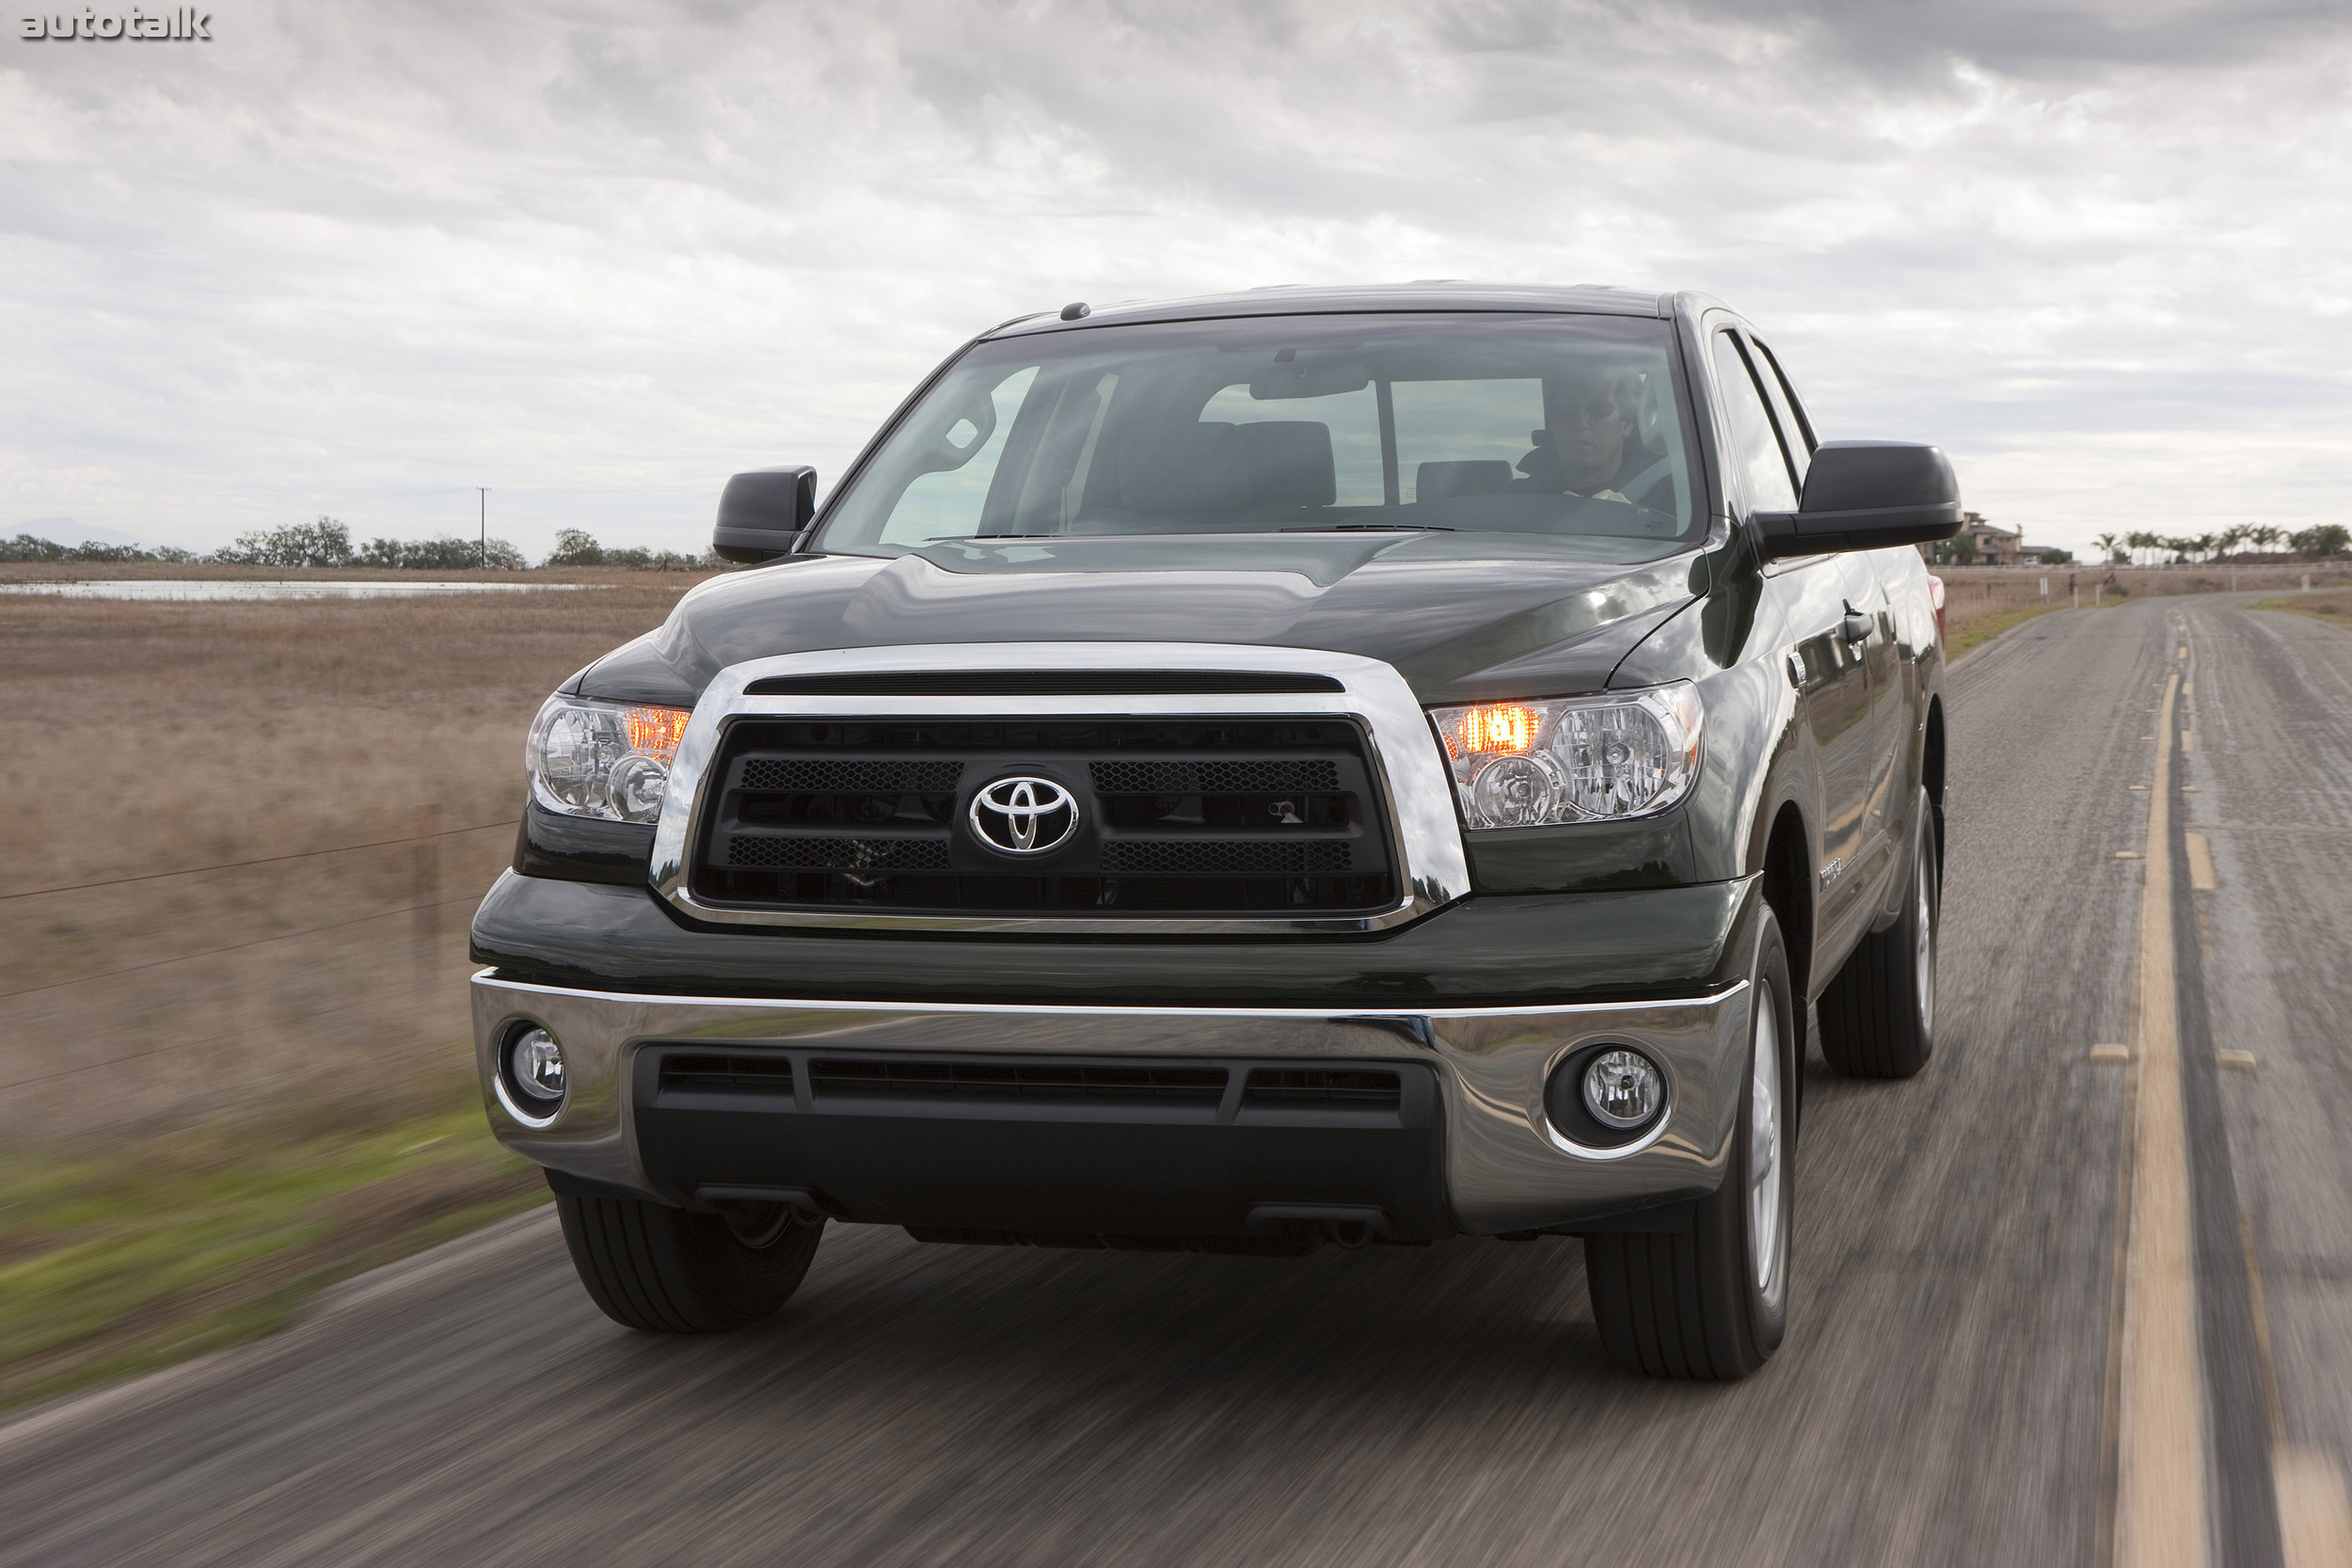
[968, 775, 1080, 855]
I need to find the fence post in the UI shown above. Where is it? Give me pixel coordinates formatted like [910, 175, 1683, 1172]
[414, 806, 439, 1000]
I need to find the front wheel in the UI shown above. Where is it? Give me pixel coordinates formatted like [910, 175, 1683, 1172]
[1583, 906, 1796, 1380]
[554, 1180, 823, 1333]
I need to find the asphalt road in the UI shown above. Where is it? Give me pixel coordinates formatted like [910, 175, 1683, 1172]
[5, 594, 2349, 1567]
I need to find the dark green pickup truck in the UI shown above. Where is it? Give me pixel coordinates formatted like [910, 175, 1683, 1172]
[472, 282, 1958, 1380]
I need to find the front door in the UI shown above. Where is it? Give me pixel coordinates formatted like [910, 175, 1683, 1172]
[1711, 326, 1881, 951]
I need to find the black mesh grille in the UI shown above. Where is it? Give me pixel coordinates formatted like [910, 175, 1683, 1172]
[810, 1058, 1228, 1107]
[725, 836, 952, 870]
[740, 758, 962, 793]
[660, 1054, 797, 1096]
[1091, 759, 1341, 795]
[1101, 840, 1351, 875]
[690, 714, 1395, 918]
[1242, 1068, 1403, 1113]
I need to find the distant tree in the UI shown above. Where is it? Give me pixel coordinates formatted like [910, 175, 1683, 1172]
[2290, 524, 2350, 557]
[2092, 532, 2122, 564]
[1950, 533, 1979, 564]
[0, 533, 199, 563]
[351, 533, 524, 570]
[2036, 546, 2074, 564]
[598, 545, 715, 571]
[544, 528, 606, 567]
[214, 515, 353, 568]
[0, 533, 68, 562]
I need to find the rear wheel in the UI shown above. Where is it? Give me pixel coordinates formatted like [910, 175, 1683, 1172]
[1818, 792, 1938, 1079]
[554, 1180, 823, 1333]
[1583, 908, 1796, 1380]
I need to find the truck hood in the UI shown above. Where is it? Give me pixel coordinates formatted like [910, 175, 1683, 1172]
[599, 532, 1709, 707]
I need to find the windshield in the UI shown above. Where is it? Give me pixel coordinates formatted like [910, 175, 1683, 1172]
[812, 312, 1699, 558]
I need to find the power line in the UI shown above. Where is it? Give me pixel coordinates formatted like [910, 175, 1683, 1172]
[0, 820, 513, 902]
[0, 893, 486, 1002]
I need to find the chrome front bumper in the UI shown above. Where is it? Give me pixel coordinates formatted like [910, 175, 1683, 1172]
[472, 970, 1754, 1235]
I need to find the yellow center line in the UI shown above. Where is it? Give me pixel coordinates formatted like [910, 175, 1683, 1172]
[2116, 669, 2207, 1568]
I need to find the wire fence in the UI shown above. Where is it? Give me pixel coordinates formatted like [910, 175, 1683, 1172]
[2, 809, 521, 1101]
[1, 818, 513, 902]
[0, 892, 489, 1005]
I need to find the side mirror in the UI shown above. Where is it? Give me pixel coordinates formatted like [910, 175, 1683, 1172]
[712, 467, 817, 562]
[1754, 441, 1960, 560]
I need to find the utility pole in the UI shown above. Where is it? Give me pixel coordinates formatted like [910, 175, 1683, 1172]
[477, 487, 490, 569]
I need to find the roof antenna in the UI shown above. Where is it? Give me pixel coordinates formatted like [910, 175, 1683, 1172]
[1058, 301, 1090, 321]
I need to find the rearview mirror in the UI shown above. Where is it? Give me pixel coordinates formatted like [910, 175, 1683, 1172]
[712, 467, 817, 562]
[1754, 441, 1960, 560]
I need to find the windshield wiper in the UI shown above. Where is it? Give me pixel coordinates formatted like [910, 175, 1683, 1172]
[1280, 523, 1454, 532]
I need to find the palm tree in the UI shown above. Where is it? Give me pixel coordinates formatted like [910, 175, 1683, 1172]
[2094, 531, 2122, 564]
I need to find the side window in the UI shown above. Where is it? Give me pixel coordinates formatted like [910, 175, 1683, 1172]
[1709, 332, 1798, 513]
[1745, 336, 1812, 493]
[879, 365, 1041, 544]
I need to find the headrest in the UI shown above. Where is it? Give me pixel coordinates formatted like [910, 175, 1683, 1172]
[1235, 420, 1335, 507]
[1118, 424, 1245, 512]
[1115, 420, 1335, 511]
[1416, 460, 1515, 501]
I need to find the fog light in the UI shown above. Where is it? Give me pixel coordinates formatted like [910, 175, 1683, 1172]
[1582, 1048, 1662, 1130]
[508, 1027, 566, 1105]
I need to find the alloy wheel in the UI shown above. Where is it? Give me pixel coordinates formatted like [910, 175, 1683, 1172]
[1747, 988, 1785, 1297]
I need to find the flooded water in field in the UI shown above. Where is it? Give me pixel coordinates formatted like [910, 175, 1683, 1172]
[0, 579, 597, 601]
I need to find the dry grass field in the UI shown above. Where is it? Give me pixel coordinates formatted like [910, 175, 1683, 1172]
[2252, 588, 2352, 628]
[0, 566, 706, 1141]
[1935, 562, 2352, 656]
[0, 565, 707, 1406]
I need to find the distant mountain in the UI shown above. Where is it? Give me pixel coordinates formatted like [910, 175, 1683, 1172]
[16, 518, 184, 553]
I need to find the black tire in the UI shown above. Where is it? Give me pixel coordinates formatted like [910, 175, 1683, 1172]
[554, 1181, 823, 1333]
[1584, 907, 1796, 1380]
[1818, 791, 1938, 1080]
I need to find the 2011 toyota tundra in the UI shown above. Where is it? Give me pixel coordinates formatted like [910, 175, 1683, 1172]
[472, 282, 1957, 1381]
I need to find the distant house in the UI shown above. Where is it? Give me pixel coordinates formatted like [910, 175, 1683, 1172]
[1921, 512, 2027, 565]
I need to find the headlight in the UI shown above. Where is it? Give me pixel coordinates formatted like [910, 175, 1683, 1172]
[1429, 682, 1703, 830]
[525, 696, 691, 824]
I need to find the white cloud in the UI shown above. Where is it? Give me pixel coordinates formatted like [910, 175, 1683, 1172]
[1, 0, 2347, 558]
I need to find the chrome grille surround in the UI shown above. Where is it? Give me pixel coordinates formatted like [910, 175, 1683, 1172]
[647, 642, 1472, 934]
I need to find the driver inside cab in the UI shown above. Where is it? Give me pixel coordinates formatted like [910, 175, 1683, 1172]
[1518, 369, 1671, 513]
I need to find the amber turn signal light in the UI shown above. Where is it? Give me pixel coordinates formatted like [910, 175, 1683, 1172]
[1454, 704, 1541, 756]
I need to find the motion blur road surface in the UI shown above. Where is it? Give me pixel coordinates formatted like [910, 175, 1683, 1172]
[6, 594, 2349, 1566]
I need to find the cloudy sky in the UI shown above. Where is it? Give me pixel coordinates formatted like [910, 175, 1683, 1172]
[4, 0, 2348, 560]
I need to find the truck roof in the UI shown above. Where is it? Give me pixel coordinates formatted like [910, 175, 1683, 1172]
[986, 281, 1712, 338]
